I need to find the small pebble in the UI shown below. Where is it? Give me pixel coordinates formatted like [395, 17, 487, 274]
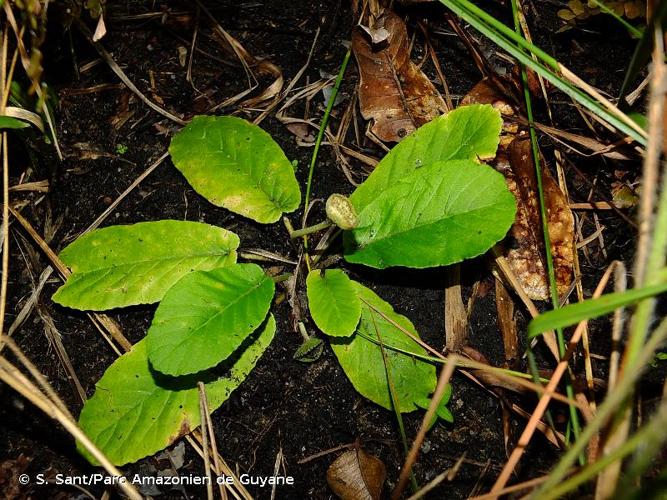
[421, 440, 431, 454]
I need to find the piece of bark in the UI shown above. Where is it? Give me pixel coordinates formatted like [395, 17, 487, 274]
[445, 264, 468, 352]
[352, 11, 447, 142]
[500, 138, 575, 300]
[495, 278, 519, 367]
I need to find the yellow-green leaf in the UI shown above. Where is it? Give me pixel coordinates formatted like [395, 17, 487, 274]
[169, 115, 301, 223]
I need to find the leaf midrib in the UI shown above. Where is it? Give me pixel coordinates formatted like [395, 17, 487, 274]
[68, 249, 233, 274]
[358, 198, 508, 249]
[155, 276, 270, 366]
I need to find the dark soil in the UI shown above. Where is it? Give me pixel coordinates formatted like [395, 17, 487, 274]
[1, 1, 660, 499]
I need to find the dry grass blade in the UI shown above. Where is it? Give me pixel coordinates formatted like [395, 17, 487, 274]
[0, 133, 8, 341]
[2, 4, 63, 159]
[9, 180, 49, 193]
[593, 261, 628, 498]
[445, 265, 467, 351]
[83, 151, 168, 235]
[489, 261, 617, 494]
[199, 382, 228, 500]
[491, 248, 560, 361]
[9, 207, 132, 352]
[360, 298, 583, 408]
[392, 356, 458, 499]
[7, 265, 52, 337]
[3, 106, 43, 131]
[405, 454, 466, 500]
[0, 338, 142, 500]
[533, 121, 636, 160]
[37, 306, 86, 403]
[198, 383, 214, 500]
[74, 18, 186, 126]
[186, 432, 251, 500]
[253, 28, 320, 126]
[495, 278, 519, 367]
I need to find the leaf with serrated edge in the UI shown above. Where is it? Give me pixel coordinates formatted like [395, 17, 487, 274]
[344, 159, 516, 269]
[78, 315, 276, 466]
[306, 269, 361, 337]
[147, 263, 275, 376]
[53, 220, 239, 311]
[169, 115, 301, 223]
[330, 282, 436, 412]
[350, 104, 502, 211]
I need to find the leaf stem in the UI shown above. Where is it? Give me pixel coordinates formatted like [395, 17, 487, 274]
[289, 220, 332, 239]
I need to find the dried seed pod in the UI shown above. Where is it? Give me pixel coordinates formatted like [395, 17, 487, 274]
[326, 194, 359, 230]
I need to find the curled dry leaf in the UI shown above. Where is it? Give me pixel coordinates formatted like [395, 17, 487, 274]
[352, 11, 447, 142]
[501, 138, 575, 300]
[461, 79, 574, 301]
[327, 448, 386, 500]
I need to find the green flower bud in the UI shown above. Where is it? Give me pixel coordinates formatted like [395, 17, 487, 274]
[325, 194, 358, 230]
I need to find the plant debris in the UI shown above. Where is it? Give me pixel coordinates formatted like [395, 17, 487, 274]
[501, 138, 575, 300]
[352, 11, 447, 142]
[327, 448, 386, 500]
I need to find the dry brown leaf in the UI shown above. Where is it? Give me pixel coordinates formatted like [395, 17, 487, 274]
[501, 138, 575, 301]
[462, 80, 574, 301]
[352, 11, 447, 142]
[327, 448, 386, 500]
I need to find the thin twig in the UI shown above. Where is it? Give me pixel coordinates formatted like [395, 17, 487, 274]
[75, 19, 186, 126]
[84, 151, 168, 235]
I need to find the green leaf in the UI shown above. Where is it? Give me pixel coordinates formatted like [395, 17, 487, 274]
[306, 269, 361, 337]
[350, 104, 502, 211]
[147, 263, 275, 376]
[330, 282, 436, 413]
[293, 337, 324, 363]
[528, 281, 667, 339]
[78, 314, 276, 466]
[169, 115, 301, 224]
[0, 115, 29, 130]
[344, 160, 516, 269]
[415, 385, 454, 424]
[53, 221, 239, 311]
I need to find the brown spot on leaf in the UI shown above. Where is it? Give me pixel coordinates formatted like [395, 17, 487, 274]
[169, 418, 191, 444]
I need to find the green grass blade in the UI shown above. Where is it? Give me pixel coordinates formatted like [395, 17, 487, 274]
[303, 48, 352, 224]
[528, 280, 667, 339]
[439, 0, 647, 145]
[511, 0, 582, 451]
